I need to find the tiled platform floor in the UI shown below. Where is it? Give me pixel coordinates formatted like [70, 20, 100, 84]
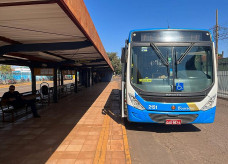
[0, 79, 130, 164]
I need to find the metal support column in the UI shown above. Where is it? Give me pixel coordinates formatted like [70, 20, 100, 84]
[53, 68, 58, 103]
[84, 70, 88, 88]
[88, 68, 91, 87]
[81, 70, 86, 86]
[79, 70, 82, 85]
[74, 69, 78, 93]
[91, 68, 94, 86]
[57, 69, 61, 86]
[30, 66, 36, 94]
[60, 69, 64, 86]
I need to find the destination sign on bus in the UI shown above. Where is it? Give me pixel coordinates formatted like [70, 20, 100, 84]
[131, 30, 211, 42]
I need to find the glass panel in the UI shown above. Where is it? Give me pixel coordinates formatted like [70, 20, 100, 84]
[131, 46, 171, 93]
[130, 46, 213, 93]
[175, 46, 213, 92]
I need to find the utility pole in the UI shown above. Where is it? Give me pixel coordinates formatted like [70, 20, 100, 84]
[216, 9, 218, 64]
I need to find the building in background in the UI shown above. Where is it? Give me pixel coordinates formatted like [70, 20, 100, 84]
[12, 66, 31, 82]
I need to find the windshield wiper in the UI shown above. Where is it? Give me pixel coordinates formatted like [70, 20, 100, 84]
[150, 42, 169, 66]
[176, 43, 195, 64]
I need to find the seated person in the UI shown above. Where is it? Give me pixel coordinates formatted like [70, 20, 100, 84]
[2, 85, 40, 118]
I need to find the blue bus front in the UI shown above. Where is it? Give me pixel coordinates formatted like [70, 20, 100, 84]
[125, 29, 217, 124]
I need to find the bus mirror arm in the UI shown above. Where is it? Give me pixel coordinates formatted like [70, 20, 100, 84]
[176, 42, 195, 64]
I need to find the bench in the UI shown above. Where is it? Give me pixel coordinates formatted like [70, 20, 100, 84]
[67, 83, 75, 94]
[23, 91, 44, 106]
[0, 93, 41, 122]
[57, 85, 66, 98]
[0, 99, 28, 122]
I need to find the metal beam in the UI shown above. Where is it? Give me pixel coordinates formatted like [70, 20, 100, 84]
[43, 51, 68, 60]
[0, 59, 31, 66]
[0, 0, 56, 7]
[6, 52, 52, 63]
[0, 36, 74, 63]
[0, 36, 21, 44]
[0, 58, 72, 68]
[89, 59, 105, 63]
[79, 64, 108, 68]
[0, 41, 93, 56]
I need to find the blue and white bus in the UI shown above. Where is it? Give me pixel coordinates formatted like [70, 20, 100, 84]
[121, 29, 217, 124]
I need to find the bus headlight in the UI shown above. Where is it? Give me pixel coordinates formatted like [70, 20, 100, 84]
[201, 95, 216, 111]
[128, 93, 145, 110]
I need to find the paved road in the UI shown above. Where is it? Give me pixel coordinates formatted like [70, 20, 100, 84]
[125, 98, 228, 164]
[0, 80, 74, 97]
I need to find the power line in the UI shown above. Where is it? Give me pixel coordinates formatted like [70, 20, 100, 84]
[209, 10, 228, 59]
[211, 24, 228, 41]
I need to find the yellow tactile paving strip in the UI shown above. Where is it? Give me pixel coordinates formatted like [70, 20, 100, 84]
[46, 80, 131, 164]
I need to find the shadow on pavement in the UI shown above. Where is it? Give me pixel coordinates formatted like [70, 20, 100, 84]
[102, 89, 123, 125]
[0, 82, 108, 163]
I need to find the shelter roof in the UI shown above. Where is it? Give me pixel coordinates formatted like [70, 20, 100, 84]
[0, 0, 113, 70]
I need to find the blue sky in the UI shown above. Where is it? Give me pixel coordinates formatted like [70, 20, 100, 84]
[84, 0, 228, 57]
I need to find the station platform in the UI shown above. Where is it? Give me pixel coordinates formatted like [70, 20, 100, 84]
[0, 77, 131, 164]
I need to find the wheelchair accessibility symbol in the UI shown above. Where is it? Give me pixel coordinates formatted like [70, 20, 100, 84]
[176, 83, 184, 91]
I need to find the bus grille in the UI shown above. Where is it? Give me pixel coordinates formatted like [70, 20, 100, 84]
[149, 114, 198, 123]
[141, 95, 205, 103]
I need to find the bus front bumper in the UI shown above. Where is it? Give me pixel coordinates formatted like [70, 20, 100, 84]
[127, 105, 216, 124]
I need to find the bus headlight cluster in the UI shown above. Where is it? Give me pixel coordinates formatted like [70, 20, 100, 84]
[201, 95, 216, 111]
[128, 93, 145, 110]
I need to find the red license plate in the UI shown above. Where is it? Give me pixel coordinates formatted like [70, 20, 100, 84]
[166, 119, 182, 125]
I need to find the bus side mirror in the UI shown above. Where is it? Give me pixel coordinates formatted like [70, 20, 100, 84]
[121, 48, 126, 63]
[121, 47, 127, 82]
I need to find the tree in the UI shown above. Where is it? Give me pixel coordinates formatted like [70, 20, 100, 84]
[107, 52, 121, 75]
[218, 53, 223, 59]
[0, 65, 12, 83]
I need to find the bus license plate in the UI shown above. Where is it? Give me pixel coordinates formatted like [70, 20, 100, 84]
[166, 119, 182, 125]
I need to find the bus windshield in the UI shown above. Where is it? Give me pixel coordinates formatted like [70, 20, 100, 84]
[130, 45, 213, 93]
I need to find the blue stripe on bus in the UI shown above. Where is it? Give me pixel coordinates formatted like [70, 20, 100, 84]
[127, 104, 216, 124]
[135, 93, 192, 112]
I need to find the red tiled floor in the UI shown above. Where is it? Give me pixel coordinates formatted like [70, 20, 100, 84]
[65, 145, 83, 152]
[0, 79, 130, 164]
[81, 144, 97, 151]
